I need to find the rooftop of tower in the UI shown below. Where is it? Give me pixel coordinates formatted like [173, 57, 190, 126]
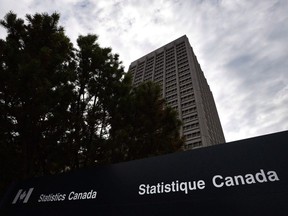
[129, 35, 189, 67]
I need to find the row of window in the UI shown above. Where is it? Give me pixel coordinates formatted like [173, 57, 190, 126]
[176, 45, 186, 51]
[177, 53, 187, 61]
[137, 63, 145, 70]
[176, 46, 186, 51]
[136, 61, 189, 81]
[166, 66, 176, 72]
[166, 79, 177, 86]
[184, 141, 202, 150]
[182, 106, 197, 115]
[144, 71, 152, 77]
[181, 99, 195, 108]
[179, 71, 190, 79]
[166, 50, 175, 55]
[166, 88, 177, 96]
[146, 58, 154, 64]
[178, 64, 190, 72]
[183, 122, 199, 131]
[182, 114, 198, 123]
[178, 62, 189, 68]
[184, 131, 201, 140]
[166, 69, 176, 77]
[145, 65, 153, 71]
[166, 99, 178, 107]
[176, 42, 185, 49]
[134, 76, 142, 83]
[166, 90, 195, 105]
[166, 48, 174, 53]
[180, 87, 193, 95]
[177, 58, 188, 66]
[166, 93, 178, 102]
[181, 93, 194, 102]
[155, 57, 164, 62]
[166, 79, 177, 87]
[155, 67, 164, 73]
[144, 69, 153, 76]
[154, 73, 163, 81]
[166, 61, 175, 68]
[179, 72, 190, 80]
[155, 63, 164, 70]
[154, 68, 164, 76]
[166, 56, 175, 63]
[156, 52, 164, 57]
[180, 82, 193, 90]
[166, 53, 175, 57]
[166, 83, 177, 90]
[166, 66, 176, 75]
[176, 49, 187, 57]
[147, 57, 154, 63]
[179, 77, 192, 85]
[176, 52, 188, 60]
[154, 76, 163, 83]
[134, 75, 143, 82]
[129, 67, 136, 73]
[177, 53, 187, 60]
[156, 57, 164, 62]
[139, 54, 188, 70]
[166, 73, 176, 81]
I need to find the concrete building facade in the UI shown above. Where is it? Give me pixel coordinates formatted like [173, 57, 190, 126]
[128, 35, 225, 150]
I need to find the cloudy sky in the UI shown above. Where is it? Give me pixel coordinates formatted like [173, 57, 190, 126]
[1, 0, 287, 142]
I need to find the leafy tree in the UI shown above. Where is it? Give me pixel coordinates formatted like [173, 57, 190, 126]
[0, 12, 75, 183]
[0, 11, 183, 198]
[66, 34, 126, 169]
[109, 81, 184, 162]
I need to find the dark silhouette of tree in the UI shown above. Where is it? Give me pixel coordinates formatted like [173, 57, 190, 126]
[109, 81, 184, 162]
[66, 34, 126, 169]
[0, 11, 183, 198]
[0, 12, 75, 179]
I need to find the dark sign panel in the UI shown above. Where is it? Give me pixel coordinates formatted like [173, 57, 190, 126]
[1, 131, 288, 215]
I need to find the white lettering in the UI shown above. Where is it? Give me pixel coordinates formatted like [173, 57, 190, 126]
[164, 183, 171, 193]
[255, 169, 267, 183]
[197, 180, 205, 189]
[68, 190, 97, 200]
[225, 176, 234, 187]
[213, 169, 280, 189]
[138, 180, 207, 195]
[245, 174, 256, 184]
[267, 171, 279, 182]
[212, 175, 224, 188]
[179, 182, 188, 194]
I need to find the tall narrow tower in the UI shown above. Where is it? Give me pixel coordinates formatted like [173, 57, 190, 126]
[129, 35, 225, 150]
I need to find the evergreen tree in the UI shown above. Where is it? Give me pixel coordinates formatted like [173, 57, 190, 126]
[109, 81, 184, 162]
[0, 11, 183, 198]
[66, 34, 126, 168]
[0, 12, 75, 183]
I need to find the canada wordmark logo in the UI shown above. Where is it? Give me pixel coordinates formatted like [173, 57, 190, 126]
[12, 188, 34, 204]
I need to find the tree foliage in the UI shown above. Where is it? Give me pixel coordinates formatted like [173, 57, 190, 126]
[109, 81, 183, 162]
[0, 12, 183, 196]
[0, 11, 75, 178]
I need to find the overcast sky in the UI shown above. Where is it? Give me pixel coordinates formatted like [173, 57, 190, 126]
[1, 0, 287, 142]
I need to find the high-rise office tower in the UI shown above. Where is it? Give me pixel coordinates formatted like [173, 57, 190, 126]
[128, 35, 225, 150]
